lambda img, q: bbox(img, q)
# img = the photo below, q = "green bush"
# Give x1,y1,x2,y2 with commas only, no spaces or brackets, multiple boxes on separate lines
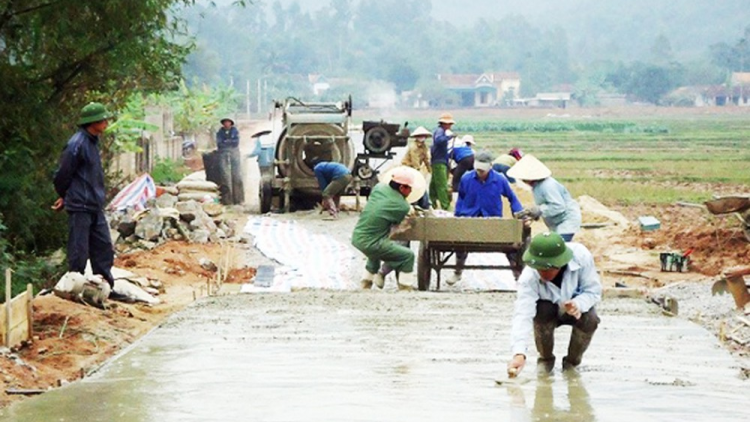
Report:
0,216,62,302
151,157,189,184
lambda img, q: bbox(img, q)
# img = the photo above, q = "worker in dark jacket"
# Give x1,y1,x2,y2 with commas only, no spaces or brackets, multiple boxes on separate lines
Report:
216,117,244,205
53,102,116,289
313,161,352,218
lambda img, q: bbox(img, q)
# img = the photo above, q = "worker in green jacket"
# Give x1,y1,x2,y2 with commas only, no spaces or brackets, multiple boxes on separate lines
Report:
352,167,418,290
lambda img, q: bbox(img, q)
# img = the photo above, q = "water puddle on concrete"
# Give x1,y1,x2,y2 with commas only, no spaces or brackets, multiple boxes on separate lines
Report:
2,293,748,421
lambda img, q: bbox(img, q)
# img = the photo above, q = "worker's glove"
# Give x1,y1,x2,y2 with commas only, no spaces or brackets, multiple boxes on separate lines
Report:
445,130,456,138
514,206,541,221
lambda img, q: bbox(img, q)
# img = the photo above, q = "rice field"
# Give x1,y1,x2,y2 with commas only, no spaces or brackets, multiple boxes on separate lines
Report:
410,112,750,205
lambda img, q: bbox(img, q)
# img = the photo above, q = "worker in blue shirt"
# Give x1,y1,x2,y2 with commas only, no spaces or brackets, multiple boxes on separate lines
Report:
313,161,352,218
448,151,524,286
450,135,476,194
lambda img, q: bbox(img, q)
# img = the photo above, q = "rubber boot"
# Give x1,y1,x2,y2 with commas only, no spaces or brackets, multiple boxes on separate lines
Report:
534,321,556,374
373,272,385,289
397,271,416,291
361,269,375,289
563,327,594,370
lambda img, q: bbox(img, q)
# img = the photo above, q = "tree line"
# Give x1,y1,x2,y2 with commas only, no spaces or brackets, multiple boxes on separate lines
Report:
182,0,749,106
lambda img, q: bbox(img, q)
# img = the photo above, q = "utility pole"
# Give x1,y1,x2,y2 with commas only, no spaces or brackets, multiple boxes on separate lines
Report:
257,79,262,114
246,79,251,118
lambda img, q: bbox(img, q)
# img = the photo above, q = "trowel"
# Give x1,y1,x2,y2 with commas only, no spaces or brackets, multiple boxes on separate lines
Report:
494,368,531,386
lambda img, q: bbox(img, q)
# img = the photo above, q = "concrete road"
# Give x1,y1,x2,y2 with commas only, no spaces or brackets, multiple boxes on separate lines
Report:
1,292,748,422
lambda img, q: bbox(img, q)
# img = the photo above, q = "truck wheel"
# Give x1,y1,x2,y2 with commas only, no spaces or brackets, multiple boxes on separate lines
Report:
259,179,272,214
417,243,431,291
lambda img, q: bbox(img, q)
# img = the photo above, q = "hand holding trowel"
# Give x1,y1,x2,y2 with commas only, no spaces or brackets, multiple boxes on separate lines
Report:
496,354,530,385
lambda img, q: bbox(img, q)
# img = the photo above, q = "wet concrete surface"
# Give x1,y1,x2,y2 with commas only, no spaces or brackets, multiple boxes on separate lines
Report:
2,292,749,422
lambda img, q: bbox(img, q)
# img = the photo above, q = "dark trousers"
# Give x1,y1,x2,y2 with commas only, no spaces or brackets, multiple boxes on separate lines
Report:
451,156,475,192
560,233,575,242
68,211,115,287
218,148,244,205
534,300,599,362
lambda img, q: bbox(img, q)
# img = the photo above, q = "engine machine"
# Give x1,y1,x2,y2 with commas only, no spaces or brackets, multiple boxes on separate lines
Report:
258,97,410,213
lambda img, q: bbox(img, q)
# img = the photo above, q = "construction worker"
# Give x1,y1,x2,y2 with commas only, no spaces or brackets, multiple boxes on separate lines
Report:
492,148,524,184
401,126,432,209
352,167,422,290
430,113,456,210
313,161,352,218
507,232,602,376
448,151,524,285
52,102,117,291
215,117,244,205
450,135,476,193
507,154,581,241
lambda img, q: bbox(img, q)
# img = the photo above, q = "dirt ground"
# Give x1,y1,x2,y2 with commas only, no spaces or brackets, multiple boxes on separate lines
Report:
0,225,254,408
2,110,749,409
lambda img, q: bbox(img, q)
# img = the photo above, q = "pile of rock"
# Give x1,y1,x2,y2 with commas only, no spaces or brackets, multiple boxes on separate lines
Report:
111,189,236,252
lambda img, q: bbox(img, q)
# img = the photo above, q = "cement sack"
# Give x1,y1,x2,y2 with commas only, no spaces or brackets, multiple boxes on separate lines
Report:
178,192,219,202
113,279,160,305
53,272,110,309
176,180,218,193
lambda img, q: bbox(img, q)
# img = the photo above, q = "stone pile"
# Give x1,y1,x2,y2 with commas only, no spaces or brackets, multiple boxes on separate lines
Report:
111,192,236,252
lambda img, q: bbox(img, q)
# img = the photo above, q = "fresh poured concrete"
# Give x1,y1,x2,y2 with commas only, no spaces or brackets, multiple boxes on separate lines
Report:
2,292,748,422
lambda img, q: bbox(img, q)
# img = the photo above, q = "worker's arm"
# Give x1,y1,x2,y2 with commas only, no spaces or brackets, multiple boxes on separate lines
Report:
499,176,524,215
510,268,539,356
53,140,80,199
570,248,602,313
230,127,240,146
454,175,469,216
537,182,567,220
433,129,452,147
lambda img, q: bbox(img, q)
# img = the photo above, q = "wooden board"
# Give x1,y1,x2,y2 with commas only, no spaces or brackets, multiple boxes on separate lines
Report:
0,290,31,348
392,216,524,245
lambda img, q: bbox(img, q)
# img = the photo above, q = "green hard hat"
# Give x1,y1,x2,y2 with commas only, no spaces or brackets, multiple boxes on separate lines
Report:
522,231,574,270
77,102,113,125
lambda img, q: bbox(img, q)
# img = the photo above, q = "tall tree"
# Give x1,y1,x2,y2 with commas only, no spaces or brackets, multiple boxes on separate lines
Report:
0,1,197,261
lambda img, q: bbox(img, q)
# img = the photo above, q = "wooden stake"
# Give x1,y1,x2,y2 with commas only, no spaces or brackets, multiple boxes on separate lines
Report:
59,316,69,339
26,283,33,341
5,268,11,348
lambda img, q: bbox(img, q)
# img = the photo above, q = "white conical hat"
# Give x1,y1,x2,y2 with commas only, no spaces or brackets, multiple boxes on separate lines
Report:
460,135,476,146
410,126,432,138
379,166,427,204
506,154,551,181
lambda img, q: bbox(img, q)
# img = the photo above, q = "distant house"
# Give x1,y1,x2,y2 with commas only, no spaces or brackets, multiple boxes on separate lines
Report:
665,85,736,107
730,73,750,106
514,92,573,108
436,72,521,107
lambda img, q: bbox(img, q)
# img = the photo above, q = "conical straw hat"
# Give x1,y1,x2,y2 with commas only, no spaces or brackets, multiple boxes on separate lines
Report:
379,165,427,204
506,154,551,181
410,126,432,138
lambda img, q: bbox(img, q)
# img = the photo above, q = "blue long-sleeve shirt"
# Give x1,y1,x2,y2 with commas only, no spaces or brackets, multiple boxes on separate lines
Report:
314,162,350,191
431,127,452,165
451,146,474,163
216,126,240,150
53,129,107,213
454,169,523,217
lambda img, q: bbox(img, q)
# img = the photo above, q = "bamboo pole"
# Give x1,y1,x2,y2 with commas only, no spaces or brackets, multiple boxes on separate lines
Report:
5,268,11,348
